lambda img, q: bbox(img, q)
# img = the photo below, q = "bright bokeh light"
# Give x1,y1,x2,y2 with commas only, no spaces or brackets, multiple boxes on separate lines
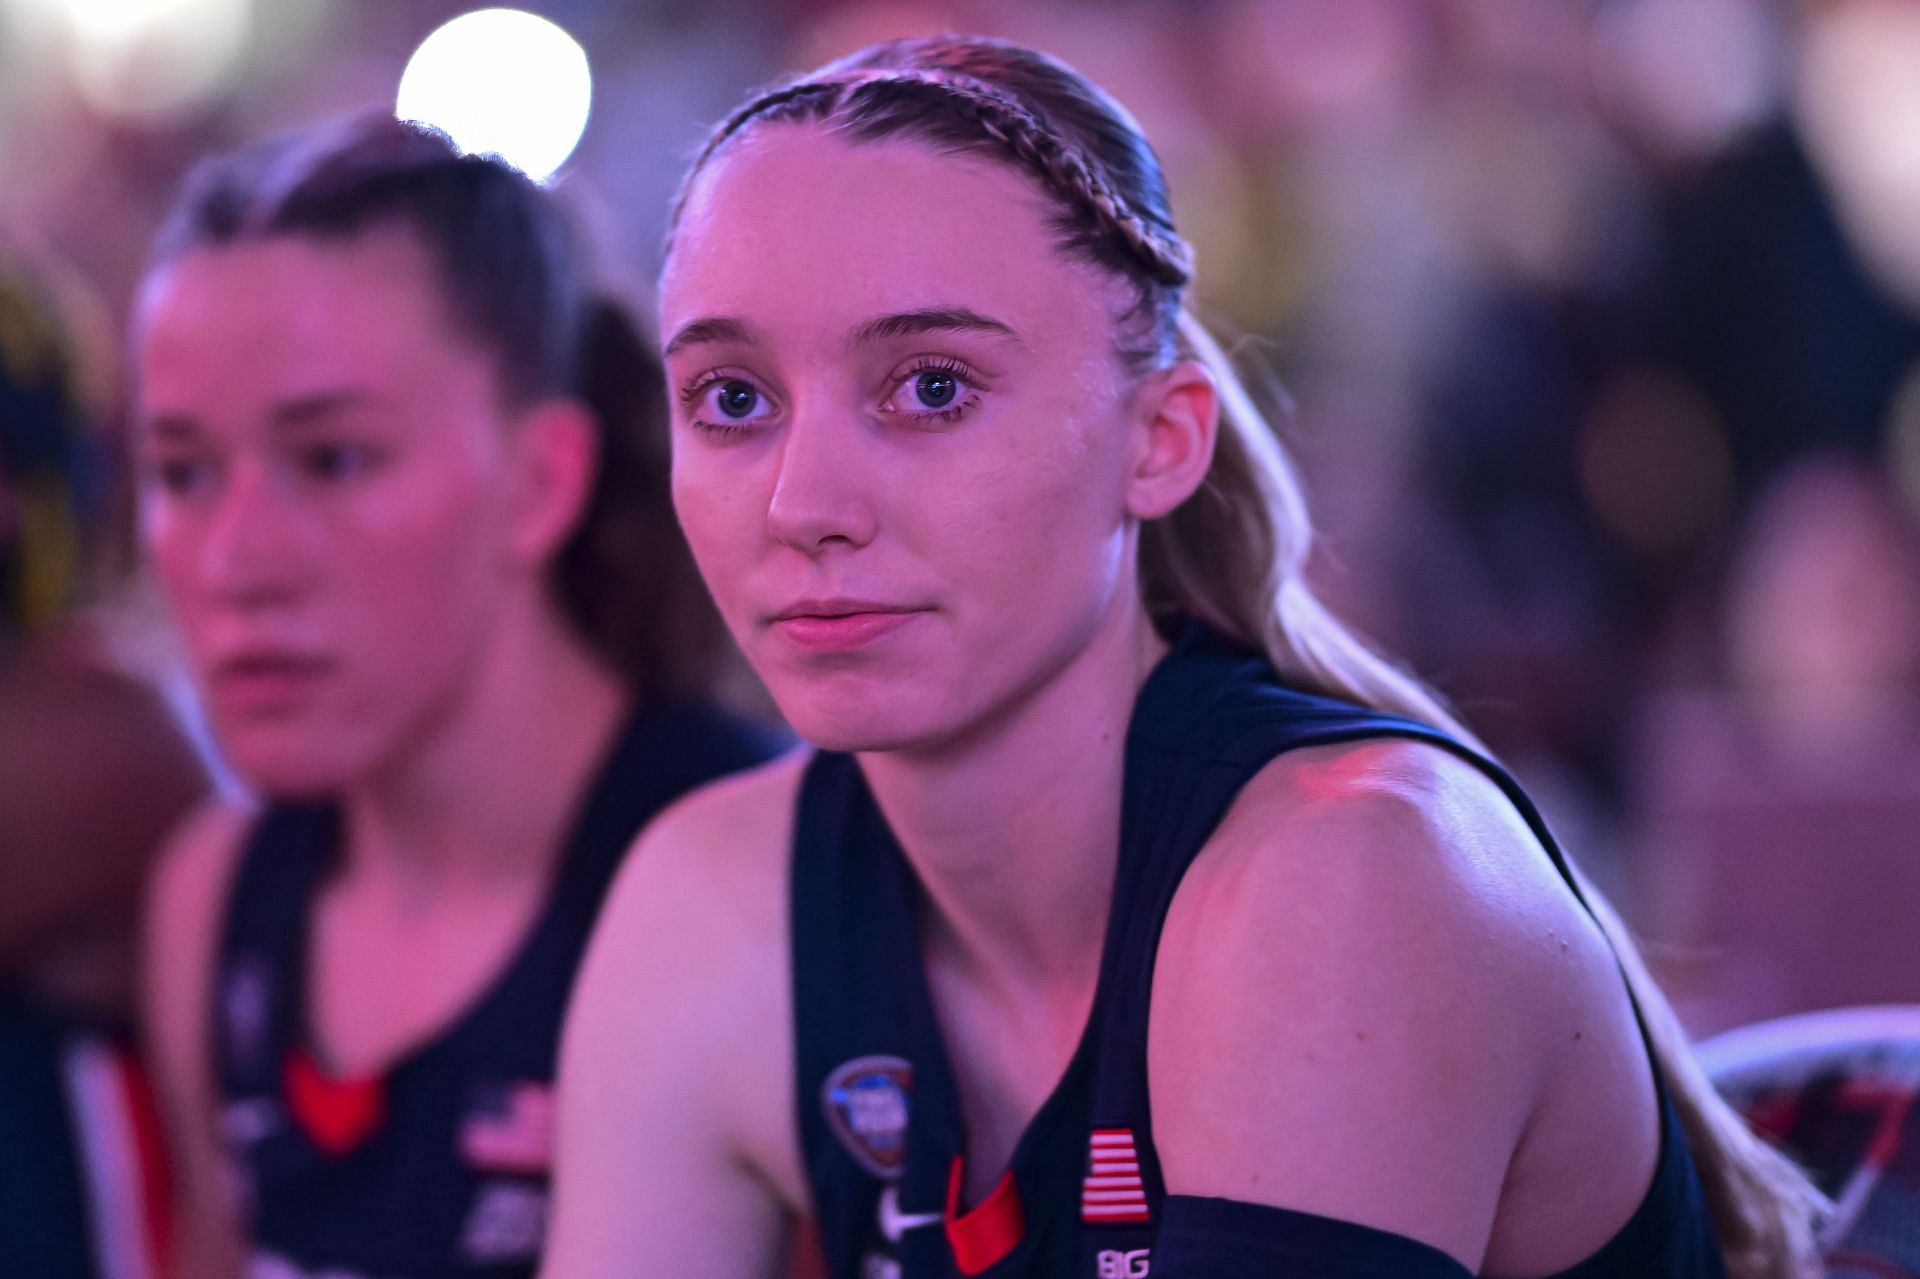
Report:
18,0,253,119
1798,1,1920,313
396,8,592,183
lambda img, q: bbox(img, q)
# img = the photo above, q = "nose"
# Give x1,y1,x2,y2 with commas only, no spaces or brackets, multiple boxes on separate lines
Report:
765,409,878,556
196,464,311,608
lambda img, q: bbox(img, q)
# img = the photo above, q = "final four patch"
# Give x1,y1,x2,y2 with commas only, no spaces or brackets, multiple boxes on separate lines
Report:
822,1055,913,1179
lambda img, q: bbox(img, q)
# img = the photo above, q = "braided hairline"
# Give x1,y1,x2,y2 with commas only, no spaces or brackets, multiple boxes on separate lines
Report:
672,68,1194,291
878,71,1195,290
665,79,841,235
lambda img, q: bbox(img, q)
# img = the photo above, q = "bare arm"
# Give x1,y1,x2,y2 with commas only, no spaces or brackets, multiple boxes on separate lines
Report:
142,801,255,1279
1148,740,1659,1274
542,758,807,1279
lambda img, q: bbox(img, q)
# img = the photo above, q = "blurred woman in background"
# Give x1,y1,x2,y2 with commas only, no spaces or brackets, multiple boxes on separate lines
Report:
1636,455,1920,1033
546,35,1822,1279
135,118,783,1279
0,250,206,1279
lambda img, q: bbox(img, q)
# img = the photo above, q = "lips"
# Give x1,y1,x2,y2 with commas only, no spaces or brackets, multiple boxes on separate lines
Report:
767,599,928,654
209,649,338,712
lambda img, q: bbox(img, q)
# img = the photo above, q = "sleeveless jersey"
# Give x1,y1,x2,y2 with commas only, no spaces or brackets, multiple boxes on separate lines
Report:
791,624,1727,1279
213,700,782,1279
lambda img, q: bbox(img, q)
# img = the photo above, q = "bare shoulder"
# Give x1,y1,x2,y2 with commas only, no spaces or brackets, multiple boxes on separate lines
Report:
1153,736,1606,1083
585,745,809,1075
142,796,260,1277
598,747,810,940
145,796,259,1054
643,745,810,859
1176,736,1603,971
579,747,808,1078
149,796,259,951
1147,737,1640,1268
556,750,813,1230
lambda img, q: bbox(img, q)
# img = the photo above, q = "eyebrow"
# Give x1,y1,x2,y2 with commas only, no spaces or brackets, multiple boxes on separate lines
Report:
664,316,754,357
142,413,202,443
662,308,1024,359
852,308,1021,346
139,390,377,441
270,389,377,428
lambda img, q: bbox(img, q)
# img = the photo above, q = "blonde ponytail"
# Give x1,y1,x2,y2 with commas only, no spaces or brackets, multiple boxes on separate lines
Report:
1144,311,1478,742
1149,306,1829,1279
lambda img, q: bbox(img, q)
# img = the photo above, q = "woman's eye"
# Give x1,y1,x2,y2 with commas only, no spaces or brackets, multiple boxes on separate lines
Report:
909,369,961,410
716,380,759,418
684,376,777,437
882,362,980,422
151,455,218,497
302,442,379,481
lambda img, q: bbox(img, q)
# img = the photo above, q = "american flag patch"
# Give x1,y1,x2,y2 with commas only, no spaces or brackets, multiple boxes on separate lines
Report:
1081,1128,1149,1223
460,1082,554,1175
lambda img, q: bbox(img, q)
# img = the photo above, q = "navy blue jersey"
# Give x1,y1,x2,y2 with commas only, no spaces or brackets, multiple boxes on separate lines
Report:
213,700,783,1279
791,624,1727,1279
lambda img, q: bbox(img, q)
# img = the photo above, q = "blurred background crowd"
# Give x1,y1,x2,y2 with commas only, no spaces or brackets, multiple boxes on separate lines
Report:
4,0,1919,1044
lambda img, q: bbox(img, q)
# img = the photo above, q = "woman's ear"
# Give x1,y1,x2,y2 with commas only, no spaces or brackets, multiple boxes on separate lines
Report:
506,398,599,564
1126,359,1218,520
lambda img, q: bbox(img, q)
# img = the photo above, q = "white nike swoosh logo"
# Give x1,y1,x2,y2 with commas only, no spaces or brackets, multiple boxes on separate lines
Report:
878,1185,943,1243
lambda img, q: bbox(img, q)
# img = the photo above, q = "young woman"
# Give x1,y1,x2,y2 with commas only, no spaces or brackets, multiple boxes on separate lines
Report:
136,118,784,1279
544,35,1823,1279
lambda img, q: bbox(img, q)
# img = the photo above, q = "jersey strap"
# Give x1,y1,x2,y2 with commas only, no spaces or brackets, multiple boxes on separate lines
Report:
1153,1195,1472,1278
210,803,336,1102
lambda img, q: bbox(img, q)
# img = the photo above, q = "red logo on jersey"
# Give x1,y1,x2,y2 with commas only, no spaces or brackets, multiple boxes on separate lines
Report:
282,1050,385,1156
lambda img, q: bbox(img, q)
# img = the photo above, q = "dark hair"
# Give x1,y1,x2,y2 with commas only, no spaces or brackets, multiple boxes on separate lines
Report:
0,252,108,638
670,36,1826,1276
150,115,720,701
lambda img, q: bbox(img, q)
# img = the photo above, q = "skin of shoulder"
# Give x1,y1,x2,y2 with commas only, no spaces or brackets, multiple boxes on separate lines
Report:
543,749,809,1279
1147,737,1655,1272
143,795,259,1279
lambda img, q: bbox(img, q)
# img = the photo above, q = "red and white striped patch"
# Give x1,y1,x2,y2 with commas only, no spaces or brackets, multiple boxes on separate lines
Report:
1081,1128,1149,1224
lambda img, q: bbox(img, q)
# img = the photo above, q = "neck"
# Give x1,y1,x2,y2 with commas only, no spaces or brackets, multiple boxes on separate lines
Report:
340,602,629,889
858,604,1168,997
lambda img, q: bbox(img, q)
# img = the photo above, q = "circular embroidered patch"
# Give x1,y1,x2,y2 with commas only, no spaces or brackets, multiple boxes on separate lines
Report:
821,1055,913,1180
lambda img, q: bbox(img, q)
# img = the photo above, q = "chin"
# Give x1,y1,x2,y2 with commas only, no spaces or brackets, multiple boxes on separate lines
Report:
779,704,927,755
772,680,957,755
217,725,367,800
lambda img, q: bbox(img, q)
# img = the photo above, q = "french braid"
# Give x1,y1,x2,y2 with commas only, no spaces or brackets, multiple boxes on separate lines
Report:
668,68,1192,292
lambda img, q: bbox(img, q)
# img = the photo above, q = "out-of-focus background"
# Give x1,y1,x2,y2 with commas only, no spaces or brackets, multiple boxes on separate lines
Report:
4,0,1919,1037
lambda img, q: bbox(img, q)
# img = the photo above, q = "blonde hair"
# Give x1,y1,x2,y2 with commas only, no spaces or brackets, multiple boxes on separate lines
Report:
674,34,1829,1275
1166,309,1828,1278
